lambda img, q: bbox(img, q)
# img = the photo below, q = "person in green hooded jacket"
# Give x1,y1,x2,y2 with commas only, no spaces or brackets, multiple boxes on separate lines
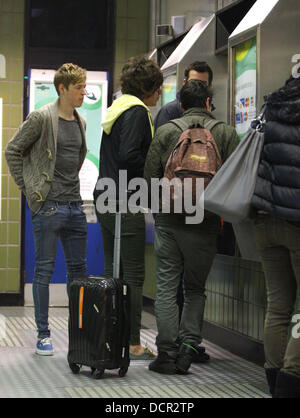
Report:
93,56,163,360
144,79,239,374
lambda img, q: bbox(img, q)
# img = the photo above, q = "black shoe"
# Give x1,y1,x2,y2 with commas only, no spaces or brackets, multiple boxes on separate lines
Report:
192,346,210,363
265,368,280,397
149,352,177,375
176,343,198,374
274,371,300,398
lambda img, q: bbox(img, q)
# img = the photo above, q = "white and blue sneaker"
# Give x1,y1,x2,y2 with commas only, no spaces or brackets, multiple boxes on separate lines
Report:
35,337,53,356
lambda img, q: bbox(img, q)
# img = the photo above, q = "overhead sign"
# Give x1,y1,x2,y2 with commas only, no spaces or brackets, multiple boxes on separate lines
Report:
0,54,6,78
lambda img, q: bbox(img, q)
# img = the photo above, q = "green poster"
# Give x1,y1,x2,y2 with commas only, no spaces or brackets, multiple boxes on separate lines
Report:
162,74,177,105
234,37,257,140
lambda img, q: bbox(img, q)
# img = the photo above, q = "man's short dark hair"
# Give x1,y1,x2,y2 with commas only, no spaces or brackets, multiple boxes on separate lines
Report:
180,79,213,110
184,61,213,85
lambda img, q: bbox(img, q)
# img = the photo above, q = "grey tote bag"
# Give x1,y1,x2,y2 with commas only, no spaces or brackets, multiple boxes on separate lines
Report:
203,125,264,223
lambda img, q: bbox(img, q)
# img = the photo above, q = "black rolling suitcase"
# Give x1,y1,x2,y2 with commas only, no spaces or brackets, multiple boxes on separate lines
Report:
67,212,130,378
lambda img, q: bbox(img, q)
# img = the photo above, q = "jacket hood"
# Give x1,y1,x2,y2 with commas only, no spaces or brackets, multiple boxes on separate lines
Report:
102,94,154,136
265,78,300,125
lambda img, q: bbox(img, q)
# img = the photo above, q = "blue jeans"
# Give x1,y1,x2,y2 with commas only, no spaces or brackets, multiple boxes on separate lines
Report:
31,200,87,339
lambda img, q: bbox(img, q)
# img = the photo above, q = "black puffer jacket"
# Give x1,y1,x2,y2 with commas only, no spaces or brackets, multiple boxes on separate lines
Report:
252,78,300,221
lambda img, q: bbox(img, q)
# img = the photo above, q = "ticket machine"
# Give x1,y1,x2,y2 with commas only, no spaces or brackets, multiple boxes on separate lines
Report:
229,0,300,132
160,15,228,123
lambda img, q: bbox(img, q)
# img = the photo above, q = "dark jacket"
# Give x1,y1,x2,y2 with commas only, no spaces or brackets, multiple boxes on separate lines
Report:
154,92,182,131
252,79,300,221
93,105,152,203
144,108,239,227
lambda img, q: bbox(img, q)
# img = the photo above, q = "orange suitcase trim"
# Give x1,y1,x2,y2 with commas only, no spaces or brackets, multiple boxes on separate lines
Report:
79,286,84,329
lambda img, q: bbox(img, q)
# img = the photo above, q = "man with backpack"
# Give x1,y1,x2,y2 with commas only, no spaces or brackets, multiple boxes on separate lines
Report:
144,79,238,374
155,62,214,364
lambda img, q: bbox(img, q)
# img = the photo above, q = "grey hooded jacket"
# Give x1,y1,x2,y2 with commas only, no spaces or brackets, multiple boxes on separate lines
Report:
5,99,87,213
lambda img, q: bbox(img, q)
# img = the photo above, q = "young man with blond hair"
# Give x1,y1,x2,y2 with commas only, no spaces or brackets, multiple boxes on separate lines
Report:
5,63,88,355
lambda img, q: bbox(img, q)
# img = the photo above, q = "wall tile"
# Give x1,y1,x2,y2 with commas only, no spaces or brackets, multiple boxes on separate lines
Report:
2,0,24,13
114,0,149,91
115,17,127,40
0,82,10,104
116,0,128,18
10,82,23,105
6,58,24,82
8,222,20,245
1,175,8,197
0,246,7,268
9,105,22,128
7,269,20,292
0,198,8,221
0,269,7,291
7,246,20,268
1,153,8,176
7,199,20,221
115,40,127,64
0,223,7,244
8,175,20,198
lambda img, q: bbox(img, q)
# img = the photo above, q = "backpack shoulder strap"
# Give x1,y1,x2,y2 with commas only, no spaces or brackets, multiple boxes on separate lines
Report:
203,119,223,164
203,119,224,132
169,117,223,133
168,118,190,132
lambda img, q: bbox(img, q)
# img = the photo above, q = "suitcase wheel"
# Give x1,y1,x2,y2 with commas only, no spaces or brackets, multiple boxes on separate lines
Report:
69,363,81,374
119,367,128,377
94,368,105,379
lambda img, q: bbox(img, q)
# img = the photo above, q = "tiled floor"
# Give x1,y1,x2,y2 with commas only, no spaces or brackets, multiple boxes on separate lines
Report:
0,307,269,398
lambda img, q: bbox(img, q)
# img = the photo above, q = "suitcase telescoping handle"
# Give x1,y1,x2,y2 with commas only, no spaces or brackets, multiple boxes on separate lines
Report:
113,211,121,280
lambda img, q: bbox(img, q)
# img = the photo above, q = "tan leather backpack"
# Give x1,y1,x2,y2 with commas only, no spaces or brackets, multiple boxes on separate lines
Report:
163,119,222,211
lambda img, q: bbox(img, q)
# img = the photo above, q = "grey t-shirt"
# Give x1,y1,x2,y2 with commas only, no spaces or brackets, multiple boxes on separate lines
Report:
47,117,83,201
